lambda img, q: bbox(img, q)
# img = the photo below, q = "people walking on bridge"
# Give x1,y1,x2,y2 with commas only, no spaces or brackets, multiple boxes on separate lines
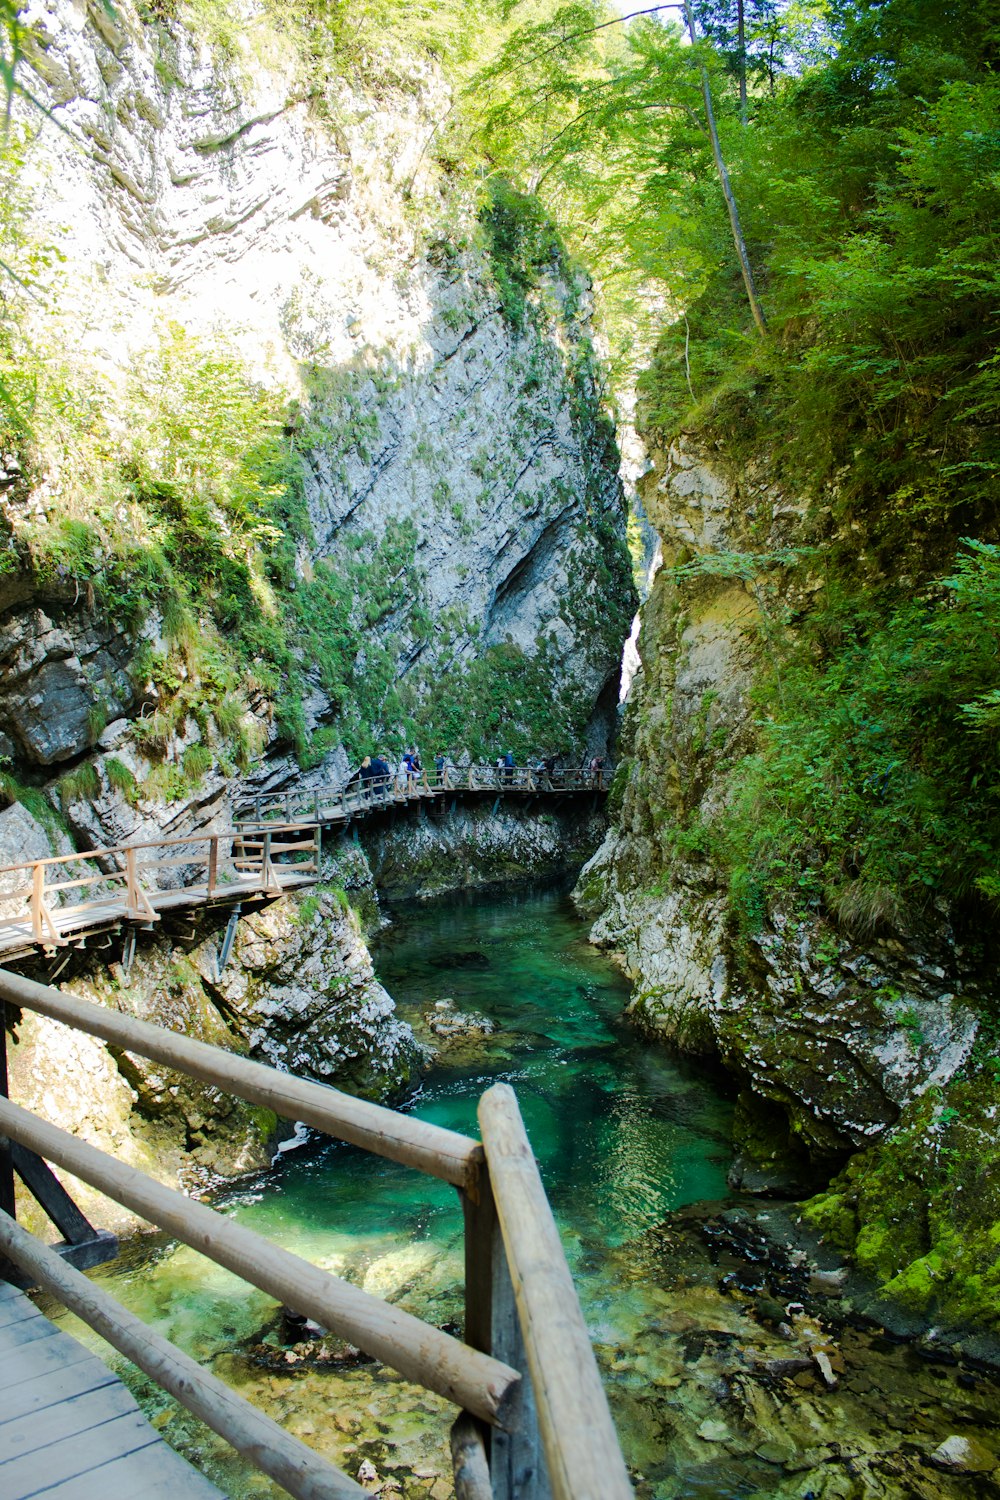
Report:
502,750,515,786
359,755,374,802
371,752,391,800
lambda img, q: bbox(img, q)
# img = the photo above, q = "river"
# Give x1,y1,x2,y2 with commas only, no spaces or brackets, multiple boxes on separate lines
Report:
48,889,1000,1498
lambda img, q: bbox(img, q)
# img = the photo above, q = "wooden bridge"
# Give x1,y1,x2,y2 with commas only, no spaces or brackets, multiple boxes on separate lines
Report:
0,826,322,965
237,761,611,829
0,966,633,1500
0,763,611,965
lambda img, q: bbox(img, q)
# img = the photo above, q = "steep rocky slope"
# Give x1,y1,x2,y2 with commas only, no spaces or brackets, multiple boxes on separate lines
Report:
578,433,998,1325
1,0,633,848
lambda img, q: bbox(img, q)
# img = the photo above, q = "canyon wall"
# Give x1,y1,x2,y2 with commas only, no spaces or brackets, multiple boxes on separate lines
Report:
579,433,998,1327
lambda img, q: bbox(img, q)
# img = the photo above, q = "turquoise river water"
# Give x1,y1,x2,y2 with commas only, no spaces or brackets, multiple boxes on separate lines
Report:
48,889,1000,1499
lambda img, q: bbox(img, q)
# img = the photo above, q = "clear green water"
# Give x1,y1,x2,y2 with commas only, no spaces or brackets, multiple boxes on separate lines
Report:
50,889,734,1493
49,890,1000,1498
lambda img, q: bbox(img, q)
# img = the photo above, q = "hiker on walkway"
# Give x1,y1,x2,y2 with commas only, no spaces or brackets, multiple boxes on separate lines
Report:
502,749,515,786
371,752,391,800
359,755,374,802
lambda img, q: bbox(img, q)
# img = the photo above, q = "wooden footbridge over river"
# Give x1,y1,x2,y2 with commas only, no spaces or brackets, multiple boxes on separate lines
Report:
0,763,611,967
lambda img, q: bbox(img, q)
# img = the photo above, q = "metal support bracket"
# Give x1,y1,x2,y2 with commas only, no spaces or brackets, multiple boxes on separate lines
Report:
218,904,242,975
121,927,137,978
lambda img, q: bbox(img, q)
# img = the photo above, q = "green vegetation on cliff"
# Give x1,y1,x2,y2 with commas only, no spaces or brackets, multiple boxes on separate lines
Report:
0,1,635,794
481,0,1000,933
471,0,1000,1323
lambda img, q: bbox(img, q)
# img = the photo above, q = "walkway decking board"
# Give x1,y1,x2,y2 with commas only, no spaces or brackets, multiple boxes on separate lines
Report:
0,1287,223,1499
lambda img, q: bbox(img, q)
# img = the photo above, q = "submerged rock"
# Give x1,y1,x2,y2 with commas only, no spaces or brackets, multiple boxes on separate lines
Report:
931,1435,997,1473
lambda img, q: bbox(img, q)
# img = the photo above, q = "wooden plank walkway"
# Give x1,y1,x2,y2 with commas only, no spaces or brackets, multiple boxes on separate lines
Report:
0,762,611,965
238,761,611,829
0,828,321,964
0,1280,222,1499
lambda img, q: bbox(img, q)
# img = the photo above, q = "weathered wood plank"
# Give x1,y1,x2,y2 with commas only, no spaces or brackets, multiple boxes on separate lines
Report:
0,1380,139,1460
38,1447,224,1500
0,1293,46,1331
0,1353,118,1424
0,1309,61,1349
0,1410,161,1495
479,1083,633,1500
0,1329,95,1390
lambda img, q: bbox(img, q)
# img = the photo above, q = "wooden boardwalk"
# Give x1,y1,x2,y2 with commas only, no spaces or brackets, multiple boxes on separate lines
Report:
0,1280,222,1499
0,827,321,964
0,763,611,965
239,762,610,828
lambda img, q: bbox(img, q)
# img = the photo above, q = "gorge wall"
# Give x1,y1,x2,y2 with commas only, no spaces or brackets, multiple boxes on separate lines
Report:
579,428,1000,1330
0,0,633,1229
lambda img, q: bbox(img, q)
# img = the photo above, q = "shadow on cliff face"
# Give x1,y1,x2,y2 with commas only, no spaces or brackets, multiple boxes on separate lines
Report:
281,209,635,766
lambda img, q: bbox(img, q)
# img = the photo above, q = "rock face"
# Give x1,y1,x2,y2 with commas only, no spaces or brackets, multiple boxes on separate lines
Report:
0,603,138,766
579,435,983,1208
0,1,631,1231
6,847,421,1236
2,0,634,830
362,800,609,901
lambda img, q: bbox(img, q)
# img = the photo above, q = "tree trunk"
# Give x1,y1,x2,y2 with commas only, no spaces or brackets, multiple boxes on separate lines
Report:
737,0,747,121
683,0,767,336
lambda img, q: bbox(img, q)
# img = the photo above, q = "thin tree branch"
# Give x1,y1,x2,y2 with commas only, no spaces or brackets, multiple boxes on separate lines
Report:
495,3,686,73
682,0,767,335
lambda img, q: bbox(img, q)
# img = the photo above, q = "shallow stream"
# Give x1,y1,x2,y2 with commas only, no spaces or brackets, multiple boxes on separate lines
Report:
49,890,1000,1498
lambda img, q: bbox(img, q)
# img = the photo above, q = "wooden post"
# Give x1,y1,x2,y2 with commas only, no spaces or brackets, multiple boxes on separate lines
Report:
30,864,43,944
125,847,139,918
463,1179,549,1500
207,837,218,899
0,1005,14,1224
452,1413,494,1500
478,1085,632,1500
314,791,321,824
261,832,272,890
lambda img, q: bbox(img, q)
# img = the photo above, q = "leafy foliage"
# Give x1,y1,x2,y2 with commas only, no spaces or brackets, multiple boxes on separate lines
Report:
716,543,1000,938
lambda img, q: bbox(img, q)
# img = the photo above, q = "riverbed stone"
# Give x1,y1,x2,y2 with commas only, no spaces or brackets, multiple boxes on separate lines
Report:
931,1435,997,1473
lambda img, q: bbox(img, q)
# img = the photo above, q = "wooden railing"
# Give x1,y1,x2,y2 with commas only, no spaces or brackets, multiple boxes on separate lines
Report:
0,967,632,1500
0,825,322,956
240,763,613,827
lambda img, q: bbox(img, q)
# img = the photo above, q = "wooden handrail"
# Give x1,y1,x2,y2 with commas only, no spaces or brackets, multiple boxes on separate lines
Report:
0,822,317,877
0,1211,369,1500
0,969,481,1190
0,1095,519,1428
0,982,631,1494
479,1084,632,1500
